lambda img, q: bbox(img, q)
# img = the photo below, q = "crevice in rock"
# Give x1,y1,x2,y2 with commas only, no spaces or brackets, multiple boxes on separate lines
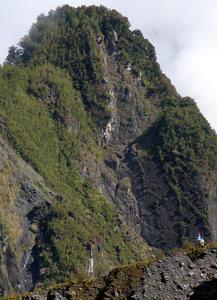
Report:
189,279,217,300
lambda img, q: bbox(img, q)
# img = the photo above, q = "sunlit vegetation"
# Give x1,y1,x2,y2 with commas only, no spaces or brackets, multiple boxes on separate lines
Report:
1,4,217,285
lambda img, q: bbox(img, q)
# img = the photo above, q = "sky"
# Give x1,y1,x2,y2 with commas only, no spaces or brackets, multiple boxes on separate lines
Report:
1,0,217,130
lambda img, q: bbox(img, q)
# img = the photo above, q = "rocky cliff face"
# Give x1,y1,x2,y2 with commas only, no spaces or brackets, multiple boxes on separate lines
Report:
1,4,217,295
0,138,55,294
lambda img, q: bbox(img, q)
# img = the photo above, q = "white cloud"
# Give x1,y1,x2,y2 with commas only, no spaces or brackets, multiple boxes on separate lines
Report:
0,0,217,129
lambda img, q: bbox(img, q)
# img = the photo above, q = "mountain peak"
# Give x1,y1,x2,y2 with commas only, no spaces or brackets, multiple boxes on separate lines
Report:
1,4,217,296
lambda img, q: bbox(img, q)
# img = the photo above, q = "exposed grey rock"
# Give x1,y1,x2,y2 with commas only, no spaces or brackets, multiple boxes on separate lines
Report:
23,249,217,299
0,139,55,296
188,263,195,269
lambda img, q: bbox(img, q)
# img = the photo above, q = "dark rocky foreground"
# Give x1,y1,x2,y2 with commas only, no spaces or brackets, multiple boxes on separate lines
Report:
20,248,217,299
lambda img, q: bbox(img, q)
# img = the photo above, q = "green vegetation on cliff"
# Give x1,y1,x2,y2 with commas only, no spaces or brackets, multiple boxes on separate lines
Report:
0,4,217,293
153,98,217,240
0,63,146,284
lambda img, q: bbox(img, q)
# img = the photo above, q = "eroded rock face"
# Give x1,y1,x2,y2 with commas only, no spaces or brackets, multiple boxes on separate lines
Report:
0,139,55,295
91,60,213,248
23,249,217,300
69,8,217,249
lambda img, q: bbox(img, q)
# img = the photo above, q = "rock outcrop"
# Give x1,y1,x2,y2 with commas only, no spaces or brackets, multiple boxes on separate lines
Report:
22,248,217,299
0,138,55,294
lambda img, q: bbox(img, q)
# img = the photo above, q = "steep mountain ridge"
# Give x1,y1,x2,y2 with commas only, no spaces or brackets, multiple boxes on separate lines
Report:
1,4,217,295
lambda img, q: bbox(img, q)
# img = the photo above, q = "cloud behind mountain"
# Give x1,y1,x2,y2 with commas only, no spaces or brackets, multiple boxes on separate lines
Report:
1,0,216,130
